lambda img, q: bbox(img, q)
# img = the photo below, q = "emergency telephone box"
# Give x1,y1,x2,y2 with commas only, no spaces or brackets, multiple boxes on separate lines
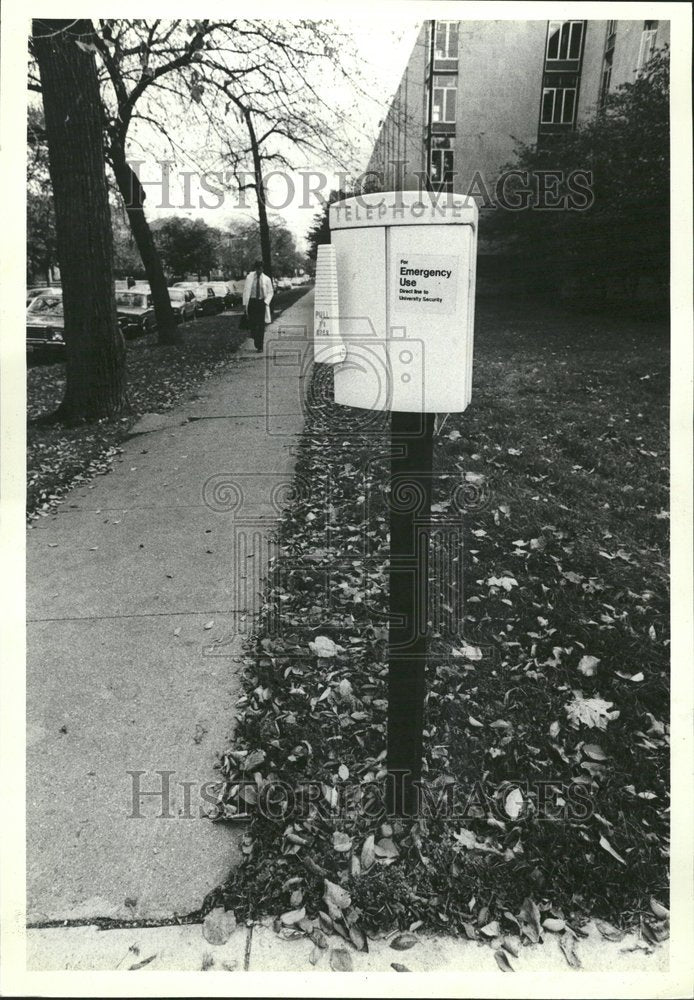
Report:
320,191,478,413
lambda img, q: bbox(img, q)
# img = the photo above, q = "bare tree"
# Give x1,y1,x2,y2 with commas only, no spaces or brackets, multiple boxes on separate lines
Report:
91,20,223,343
31,19,126,422
198,20,366,278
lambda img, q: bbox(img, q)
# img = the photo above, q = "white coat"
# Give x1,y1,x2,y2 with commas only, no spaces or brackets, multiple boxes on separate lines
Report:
243,271,274,324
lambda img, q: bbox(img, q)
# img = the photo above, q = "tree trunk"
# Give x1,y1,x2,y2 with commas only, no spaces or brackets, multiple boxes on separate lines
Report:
32,19,127,423
110,144,182,345
245,110,273,279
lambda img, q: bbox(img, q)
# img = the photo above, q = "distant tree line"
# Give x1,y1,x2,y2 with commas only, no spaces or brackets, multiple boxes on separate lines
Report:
29,174,308,286
113,214,306,283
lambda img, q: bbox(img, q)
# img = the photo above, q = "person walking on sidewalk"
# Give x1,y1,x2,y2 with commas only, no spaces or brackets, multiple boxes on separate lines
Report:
243,259,274,353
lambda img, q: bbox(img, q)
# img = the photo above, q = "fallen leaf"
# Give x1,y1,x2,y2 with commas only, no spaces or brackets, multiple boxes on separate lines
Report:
599,835,626,864
129,954,157,970
559,931,581,968
280,906,306,926
349,925,368,951
375,837,400,859
543,917,566,933
360,834,375,871
494,948,514,972
391,962,411,971
520,898,543,942
453,643,483,661
309,635,338,658
240,749,265,772
390,932,418,950
337,679,353,701
453,828,477,851
332,831,352,853
202,907,237,945
323,879,351,912
501,937,519,957
310,927,328,949
504,787,524,819
642,919,669,944
577,655,600,677
594,919,625,942
329,948,353,971
565,694,620,730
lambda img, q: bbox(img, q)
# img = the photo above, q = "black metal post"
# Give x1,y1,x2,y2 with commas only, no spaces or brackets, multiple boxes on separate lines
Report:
387,410,435,817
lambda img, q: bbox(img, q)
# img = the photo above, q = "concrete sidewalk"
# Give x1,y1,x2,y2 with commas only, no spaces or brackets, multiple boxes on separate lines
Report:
24,918,668,974
26,291,315,924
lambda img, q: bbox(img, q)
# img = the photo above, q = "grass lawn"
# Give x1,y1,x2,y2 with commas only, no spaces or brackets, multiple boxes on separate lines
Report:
26,288,309,519
211,295,669,954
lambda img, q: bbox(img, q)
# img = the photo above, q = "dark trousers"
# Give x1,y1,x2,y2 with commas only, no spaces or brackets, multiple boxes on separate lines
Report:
247,299,266,351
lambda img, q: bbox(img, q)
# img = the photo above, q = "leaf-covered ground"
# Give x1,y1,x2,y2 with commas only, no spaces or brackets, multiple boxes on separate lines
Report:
209,296,669,960
26,289,308,519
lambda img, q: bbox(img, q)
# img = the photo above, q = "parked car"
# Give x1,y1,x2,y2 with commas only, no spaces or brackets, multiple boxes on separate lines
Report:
26,289,65,357
168,287,197,323
125,285,197,326
276,277,293,291
172,281,224,317
205,282,231,313
115,289,156,339
27,286,54,306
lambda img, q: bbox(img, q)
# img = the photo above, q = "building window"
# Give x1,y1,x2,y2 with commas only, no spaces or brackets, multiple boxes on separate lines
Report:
599,21,617,108
432,74,457,122
637,20,659,70
430,137,454,191
434,21,459,60
541,82,577,125
599,49,614,107
546,20,584,61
